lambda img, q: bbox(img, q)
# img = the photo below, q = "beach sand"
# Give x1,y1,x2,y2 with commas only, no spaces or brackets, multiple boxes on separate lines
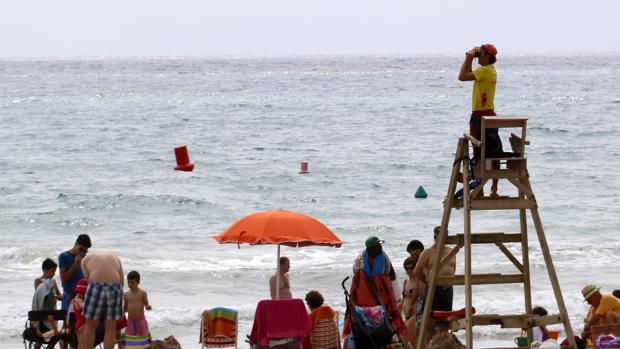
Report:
3,314,563,348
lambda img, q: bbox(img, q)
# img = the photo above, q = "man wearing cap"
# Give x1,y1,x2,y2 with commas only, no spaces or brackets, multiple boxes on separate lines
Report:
582,284,620,335
59,234,92,311
342,236,405,348
459,43,501,197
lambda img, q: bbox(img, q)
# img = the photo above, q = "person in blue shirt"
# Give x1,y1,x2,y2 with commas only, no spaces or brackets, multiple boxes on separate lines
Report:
58,234,92,311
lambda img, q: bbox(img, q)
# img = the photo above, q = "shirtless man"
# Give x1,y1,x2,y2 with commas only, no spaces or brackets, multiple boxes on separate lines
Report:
81,251,124,349
414,226,456,312
269,256,292,299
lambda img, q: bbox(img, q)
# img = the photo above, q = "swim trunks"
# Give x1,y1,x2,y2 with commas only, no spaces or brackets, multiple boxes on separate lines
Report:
126,316,149,336
431,286,453,312
83,281,123,321
415,286,453,324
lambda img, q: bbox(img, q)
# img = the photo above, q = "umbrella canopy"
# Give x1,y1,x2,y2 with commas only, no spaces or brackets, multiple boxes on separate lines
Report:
212,209,342,248
212,209,342,299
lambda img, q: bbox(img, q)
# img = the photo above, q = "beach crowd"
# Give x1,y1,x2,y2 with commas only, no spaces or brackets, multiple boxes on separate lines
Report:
268,228,620,349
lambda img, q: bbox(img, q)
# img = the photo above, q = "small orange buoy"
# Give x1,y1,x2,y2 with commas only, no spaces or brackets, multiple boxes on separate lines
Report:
174,145,194,172
299,161,309,174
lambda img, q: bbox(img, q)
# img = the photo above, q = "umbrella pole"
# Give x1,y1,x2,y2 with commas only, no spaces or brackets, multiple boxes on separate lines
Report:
276,244,281,300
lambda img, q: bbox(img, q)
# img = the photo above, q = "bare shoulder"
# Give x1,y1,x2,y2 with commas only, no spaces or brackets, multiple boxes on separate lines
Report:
419,248,432,261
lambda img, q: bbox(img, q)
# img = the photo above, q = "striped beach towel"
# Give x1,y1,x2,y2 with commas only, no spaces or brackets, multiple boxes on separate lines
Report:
200,307,238,348
122,333,152,349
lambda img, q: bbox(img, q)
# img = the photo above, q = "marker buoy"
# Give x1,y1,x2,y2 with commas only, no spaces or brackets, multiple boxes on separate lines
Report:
174,145,194,172
415,186,428,198
299,161,310,174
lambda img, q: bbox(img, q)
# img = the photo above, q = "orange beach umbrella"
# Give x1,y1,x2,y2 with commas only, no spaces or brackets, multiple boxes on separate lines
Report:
212,209,342,298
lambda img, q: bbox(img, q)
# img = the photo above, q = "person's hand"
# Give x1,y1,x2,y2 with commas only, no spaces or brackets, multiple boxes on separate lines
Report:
55,294,63,301
74,254,83,266
146,305,152,311
466,48,477,59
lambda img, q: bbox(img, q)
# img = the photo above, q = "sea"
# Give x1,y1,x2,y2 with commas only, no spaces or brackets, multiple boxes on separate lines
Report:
1,54,619,348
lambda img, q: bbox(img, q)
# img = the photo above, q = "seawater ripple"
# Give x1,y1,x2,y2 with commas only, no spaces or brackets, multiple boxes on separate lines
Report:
1,54,619,347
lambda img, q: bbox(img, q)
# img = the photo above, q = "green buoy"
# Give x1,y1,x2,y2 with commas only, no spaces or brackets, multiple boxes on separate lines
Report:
415,186,428,198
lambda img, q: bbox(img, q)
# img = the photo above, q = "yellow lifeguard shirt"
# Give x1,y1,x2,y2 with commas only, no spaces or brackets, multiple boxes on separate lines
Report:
472,65,497,111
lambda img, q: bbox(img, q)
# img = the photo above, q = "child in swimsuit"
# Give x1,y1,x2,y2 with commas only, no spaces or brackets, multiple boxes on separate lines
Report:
123,271,152,337
72,278,87,349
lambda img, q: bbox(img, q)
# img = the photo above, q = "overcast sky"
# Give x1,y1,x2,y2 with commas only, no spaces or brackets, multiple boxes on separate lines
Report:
1,0,618,57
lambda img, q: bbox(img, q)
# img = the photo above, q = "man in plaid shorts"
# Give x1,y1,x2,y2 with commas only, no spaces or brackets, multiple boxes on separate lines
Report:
81,250,124,349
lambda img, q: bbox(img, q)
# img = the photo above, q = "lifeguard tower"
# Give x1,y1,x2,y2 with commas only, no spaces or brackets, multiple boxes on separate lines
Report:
416,117,578,349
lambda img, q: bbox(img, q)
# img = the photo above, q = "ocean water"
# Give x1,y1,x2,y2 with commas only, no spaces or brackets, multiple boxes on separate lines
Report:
1,54,619,348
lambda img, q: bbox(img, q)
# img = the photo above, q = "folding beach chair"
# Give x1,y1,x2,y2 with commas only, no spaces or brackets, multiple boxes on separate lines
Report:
23,310,67,349
200,307,238,348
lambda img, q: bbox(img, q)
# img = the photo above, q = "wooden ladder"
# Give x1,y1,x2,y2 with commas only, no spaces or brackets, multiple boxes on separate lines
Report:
415,117,578,349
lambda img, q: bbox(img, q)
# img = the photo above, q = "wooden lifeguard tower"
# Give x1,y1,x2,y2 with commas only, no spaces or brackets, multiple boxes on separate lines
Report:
415,117,578,349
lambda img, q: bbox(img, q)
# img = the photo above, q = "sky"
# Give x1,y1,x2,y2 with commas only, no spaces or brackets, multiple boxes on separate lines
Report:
1,0,619,57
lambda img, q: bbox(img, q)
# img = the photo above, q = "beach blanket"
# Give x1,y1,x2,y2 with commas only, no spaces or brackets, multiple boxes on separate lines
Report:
249,299,310,346
200,307,237,347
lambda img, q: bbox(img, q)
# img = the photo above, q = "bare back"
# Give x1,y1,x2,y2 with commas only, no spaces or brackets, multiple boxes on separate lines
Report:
81,251,124,285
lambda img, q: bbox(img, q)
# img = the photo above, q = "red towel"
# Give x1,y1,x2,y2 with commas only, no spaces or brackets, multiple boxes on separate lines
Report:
250,299,311,345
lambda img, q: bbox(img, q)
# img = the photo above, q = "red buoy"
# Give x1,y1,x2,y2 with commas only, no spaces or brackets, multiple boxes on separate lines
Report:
174,145,194,172
299,161,309,174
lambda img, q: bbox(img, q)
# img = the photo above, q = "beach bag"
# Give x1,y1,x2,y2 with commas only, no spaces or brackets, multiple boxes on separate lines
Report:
350,305,395,348
153,335,182,349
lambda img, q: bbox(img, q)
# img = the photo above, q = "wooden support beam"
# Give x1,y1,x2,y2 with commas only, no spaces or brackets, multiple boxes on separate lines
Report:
508,178,533,197
463,132,482,147
438,245,461,270
448,314,564,332
436,273,524,286
530,314,564,327
480,168,528,179
495,242,524,273
416,138,467,349
449,314,538,330
482,116,528,129
511,132,530,145
470,198,535,210
470,177,488,199
526,176,578,349
445,233,522,245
